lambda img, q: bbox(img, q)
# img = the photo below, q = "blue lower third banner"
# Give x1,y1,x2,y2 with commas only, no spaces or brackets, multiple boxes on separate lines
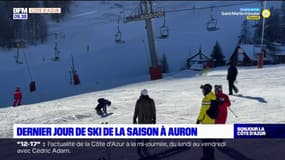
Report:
234,124,285,138
14,124,285,139
14,124,233,139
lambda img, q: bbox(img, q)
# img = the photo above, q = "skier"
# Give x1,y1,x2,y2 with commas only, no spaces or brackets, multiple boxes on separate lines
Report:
214,85,231,124
95,98,111,116
196,84,216,124
227,62,238,95
133,89,156,124
196,84,216,160
133,89,156,158
13,87,22,107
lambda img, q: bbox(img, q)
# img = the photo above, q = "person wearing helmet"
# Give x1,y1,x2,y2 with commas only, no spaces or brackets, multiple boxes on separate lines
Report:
197,84,216,124
214,85,231,124
197,84,216,160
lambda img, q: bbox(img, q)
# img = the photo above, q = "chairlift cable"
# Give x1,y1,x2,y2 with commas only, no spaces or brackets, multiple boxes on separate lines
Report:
142,40,151,67
117,15,120,32
70,54,77,73
210,7,214,20
164,2,259,14
23,50,33,81
163,14,166,26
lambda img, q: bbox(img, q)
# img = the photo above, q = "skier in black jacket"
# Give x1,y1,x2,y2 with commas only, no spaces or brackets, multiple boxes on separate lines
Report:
227,62,238,95
95,98,111,115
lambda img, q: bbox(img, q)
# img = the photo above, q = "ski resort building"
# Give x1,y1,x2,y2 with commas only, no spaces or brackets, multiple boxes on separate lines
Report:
229,45,273,66
186,48,213,71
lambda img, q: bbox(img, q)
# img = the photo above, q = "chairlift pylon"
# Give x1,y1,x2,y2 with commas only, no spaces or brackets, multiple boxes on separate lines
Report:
207,7,219,31
159,14,169,39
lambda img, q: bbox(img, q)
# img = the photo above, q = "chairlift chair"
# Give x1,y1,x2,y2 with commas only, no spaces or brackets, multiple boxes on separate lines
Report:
114,15,125,44
207,19,219,31
115,30,122,43
159,14,169,39
29,81,36,92
115,16,125,43
207,7,219,32
160,25,169,38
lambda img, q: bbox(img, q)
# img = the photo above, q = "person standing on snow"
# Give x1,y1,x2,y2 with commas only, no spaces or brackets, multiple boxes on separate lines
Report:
227,62,238,95
196,84,216,124
214,85,231,124
196,84,216,160
133,89,156,124
133,89,156,158
13,87,22,107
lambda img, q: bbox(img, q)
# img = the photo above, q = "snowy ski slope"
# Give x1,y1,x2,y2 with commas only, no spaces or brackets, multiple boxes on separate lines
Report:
1,1,281,107
0,64,284,138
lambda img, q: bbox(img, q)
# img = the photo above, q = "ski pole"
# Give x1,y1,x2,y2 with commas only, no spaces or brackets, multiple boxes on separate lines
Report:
229,107,238,118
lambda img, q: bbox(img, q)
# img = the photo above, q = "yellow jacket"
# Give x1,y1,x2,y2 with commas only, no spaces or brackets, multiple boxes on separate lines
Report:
197,92,216,124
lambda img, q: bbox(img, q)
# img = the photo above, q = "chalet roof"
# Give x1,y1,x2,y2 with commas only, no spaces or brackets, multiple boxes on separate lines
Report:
239,44,272,60
187,48,211,62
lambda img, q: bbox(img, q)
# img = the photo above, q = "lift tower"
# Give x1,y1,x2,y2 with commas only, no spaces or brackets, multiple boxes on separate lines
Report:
124,0,164,80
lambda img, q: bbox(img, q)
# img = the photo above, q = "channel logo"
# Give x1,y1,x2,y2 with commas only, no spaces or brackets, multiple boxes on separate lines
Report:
13,8,28,20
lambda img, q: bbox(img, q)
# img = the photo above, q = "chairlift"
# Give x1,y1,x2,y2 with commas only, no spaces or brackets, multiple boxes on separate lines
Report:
207,7,219,31
114,16,125,44
23,50,37,92
52,33,60,61
29,81,36,92
70,55,80,85
14,40,25,64
115,30,122,43
159,14,169,39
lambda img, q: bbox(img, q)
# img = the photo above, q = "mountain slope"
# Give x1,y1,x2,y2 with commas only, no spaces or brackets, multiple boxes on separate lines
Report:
1,64,284,137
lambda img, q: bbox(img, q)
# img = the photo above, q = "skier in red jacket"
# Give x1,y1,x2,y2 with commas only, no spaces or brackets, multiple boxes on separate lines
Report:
13,87,22,107
214,85,231,124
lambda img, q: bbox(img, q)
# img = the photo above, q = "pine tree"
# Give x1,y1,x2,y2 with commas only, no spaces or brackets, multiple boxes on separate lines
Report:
43,0,72,23
211,41,225,66
265,8,281,43
253,19,262,44
239,19,252,44
253,7,281,45
0,1,48,47
160,53,169,73
0,4,14,48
